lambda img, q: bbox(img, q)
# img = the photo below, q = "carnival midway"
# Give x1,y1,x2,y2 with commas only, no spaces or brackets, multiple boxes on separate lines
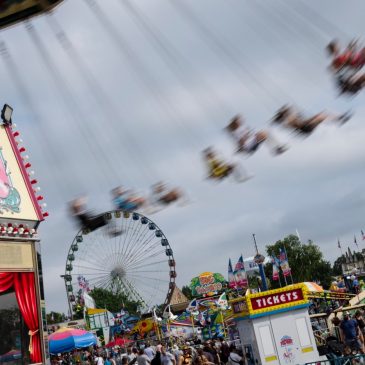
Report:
1,1,365,365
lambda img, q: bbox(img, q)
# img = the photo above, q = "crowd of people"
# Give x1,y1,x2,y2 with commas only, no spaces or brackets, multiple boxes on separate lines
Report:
325,310,365,357
51,338,248,365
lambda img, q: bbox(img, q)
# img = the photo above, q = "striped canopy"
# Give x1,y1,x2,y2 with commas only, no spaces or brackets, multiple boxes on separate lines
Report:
48,327,97,354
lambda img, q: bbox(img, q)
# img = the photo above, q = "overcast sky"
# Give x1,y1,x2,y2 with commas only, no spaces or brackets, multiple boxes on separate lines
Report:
1,0,365,313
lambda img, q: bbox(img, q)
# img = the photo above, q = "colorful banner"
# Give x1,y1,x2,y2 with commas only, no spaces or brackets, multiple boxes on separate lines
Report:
228,259,236,289
279,248,291,277
272,256,280,281
217,292,228,310
77,275,90,292
234,255,248,288
190,272,225,297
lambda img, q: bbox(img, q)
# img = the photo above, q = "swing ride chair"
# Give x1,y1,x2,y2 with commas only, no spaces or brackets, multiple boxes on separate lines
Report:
0,0,359,190
0,1,64,30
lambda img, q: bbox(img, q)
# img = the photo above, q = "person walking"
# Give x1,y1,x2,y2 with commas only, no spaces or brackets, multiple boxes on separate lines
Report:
340,312,363,353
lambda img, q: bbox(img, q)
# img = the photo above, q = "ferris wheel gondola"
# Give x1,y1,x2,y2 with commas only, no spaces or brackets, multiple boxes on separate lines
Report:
63,210,177,314
0,0,64,30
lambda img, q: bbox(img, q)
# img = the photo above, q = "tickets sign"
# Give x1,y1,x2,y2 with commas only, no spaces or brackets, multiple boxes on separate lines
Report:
230,284,309,318
250,288,304,310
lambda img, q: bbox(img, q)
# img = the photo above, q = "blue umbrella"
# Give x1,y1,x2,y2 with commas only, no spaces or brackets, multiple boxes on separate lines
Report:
49,327,97,354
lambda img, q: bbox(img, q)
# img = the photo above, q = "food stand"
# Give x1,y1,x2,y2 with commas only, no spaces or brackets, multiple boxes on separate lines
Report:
0,106,48,364
230,284,322,365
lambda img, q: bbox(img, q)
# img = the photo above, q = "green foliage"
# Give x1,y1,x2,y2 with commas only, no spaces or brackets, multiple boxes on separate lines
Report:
46,311,65,324
89,287,141,314
213,273,225,282
190,277,200,288
265,234,333,289
182,285,193,300
332,255,345,276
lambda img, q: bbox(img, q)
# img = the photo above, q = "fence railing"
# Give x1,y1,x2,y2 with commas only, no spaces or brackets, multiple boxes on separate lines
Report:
304,354,365,365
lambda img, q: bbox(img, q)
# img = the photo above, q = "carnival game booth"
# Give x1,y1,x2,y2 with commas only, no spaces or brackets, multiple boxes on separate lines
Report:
0,105,48,365
231,284,322,365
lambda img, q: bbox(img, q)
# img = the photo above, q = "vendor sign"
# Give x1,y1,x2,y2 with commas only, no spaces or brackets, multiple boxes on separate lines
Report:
231,284,309,319
190,272,225,297
250,288,304,310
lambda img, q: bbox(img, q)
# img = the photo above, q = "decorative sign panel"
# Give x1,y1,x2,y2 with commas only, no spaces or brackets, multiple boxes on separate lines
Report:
0,241,34,269
0,124,42,227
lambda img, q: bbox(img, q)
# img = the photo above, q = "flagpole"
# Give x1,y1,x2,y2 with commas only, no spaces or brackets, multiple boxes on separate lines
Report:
284,247,294,284
338,238,343,256
296,229,302,245
253,234,268,291
220,309,227,338
283,272,288,286
190,313,195,336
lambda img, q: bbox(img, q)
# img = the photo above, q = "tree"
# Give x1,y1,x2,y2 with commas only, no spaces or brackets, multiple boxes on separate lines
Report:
46,311,65,324
88,288,140,314
333,255,346,276
181,285,192,300
265,234,333,289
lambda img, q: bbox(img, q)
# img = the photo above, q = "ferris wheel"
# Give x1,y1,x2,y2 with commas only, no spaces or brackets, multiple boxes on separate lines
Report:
63,210,176,313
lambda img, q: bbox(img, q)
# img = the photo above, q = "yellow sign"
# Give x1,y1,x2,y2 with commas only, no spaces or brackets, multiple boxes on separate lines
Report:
265,355,278,362
301,346,313,353
231,284,309,318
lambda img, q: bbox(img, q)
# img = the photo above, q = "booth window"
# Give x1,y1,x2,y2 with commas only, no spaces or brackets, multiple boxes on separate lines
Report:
0,289,30,365
258,326,276,356
295,317,311,347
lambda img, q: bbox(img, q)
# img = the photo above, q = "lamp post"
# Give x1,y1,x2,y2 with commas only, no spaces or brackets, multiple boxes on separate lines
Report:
253,234,268,292
1,104,13,125
60,274,73,320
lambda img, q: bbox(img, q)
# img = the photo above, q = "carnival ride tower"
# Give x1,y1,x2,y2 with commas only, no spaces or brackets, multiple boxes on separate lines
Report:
0,104,48,364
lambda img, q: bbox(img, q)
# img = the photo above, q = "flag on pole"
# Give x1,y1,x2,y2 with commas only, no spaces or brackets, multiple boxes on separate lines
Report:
217,292,228,310
234,255,248,288
354,235,359,249
272,256,280,281
228,258,237,289
362,230,365,241
296,229,301,243
338,239,341,249
279,248,291,277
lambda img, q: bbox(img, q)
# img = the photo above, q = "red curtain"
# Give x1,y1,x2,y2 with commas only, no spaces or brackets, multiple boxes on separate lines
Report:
0,272,13,291
0,272,42,363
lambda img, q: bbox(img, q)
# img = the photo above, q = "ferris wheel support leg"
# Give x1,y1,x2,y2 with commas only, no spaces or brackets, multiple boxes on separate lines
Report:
60,274,73,320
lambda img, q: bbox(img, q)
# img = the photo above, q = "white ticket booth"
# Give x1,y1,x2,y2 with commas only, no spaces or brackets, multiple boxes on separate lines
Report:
231,284,322,365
